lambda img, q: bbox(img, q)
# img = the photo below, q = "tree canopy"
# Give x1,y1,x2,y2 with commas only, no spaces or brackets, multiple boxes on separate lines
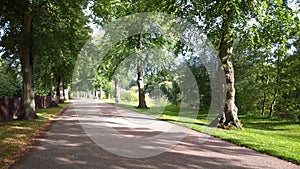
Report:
0,0,299,125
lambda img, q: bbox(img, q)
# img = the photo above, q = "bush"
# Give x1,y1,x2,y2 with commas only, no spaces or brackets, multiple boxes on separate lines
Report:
129,86,139,103
276,97,300,122
146,93,169,107
120,87,139,103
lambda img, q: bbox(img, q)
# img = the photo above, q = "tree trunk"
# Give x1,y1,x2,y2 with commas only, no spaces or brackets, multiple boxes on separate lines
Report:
261,73,269,116
59,80,64,103
62,84,66,100
51,75,56,101
56,78,61,103
18,0,38,120
217,3,241,129
115,78,121,103
269,90,277,117
269,50,281,117
261,91,266,116
99,87,103,100
137,33,148,108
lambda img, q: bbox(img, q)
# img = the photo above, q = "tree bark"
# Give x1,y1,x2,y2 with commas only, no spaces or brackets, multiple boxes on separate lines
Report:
51,75,57,101
137,33,148,108
18,0,38,120
261,91,266,116
99,87,103,100
261,73,269,116
269,51,281,117
217,3,241,129
56,78,61,103
115,78,121,103
269,90,277,117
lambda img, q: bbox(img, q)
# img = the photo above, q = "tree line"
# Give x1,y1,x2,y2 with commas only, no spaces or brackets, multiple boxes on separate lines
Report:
0,0,299,127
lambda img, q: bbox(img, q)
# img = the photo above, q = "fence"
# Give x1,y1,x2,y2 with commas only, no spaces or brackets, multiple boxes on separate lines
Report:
0,96,52,121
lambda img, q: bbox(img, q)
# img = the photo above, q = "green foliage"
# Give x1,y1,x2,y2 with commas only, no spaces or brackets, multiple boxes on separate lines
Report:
145,70,180,105
0,60,22,97
232,0,300,120
120,87,139,103
186,58,211,110
33,0,91,93
0,0,91,98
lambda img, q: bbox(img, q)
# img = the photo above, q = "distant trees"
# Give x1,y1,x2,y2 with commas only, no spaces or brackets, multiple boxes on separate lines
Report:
231,0,300,121
0,60,22,97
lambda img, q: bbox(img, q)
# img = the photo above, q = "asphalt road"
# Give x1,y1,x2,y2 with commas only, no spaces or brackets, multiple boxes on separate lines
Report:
11,100,300,169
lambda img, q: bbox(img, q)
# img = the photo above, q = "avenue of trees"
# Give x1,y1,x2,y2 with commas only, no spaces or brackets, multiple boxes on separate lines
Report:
0,0,91,119
0,0,299,127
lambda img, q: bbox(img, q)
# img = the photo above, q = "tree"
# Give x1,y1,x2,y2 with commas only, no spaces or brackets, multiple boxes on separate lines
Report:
0,0,91,119
136,33,148,108
216,1,242,129
91,0,180,108
33,1,91,102
18,0,37,119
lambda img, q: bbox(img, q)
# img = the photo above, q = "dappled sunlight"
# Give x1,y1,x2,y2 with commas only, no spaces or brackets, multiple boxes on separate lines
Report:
54,157,87,165
10,126,33,131
9,101,300,169
0,103,70,168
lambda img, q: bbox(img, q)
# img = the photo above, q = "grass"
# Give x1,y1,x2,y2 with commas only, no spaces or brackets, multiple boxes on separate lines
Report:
0,102,69,169
104,99,300,165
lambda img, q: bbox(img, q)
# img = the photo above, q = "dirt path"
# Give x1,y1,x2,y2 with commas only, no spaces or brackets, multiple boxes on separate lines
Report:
11,99,300,169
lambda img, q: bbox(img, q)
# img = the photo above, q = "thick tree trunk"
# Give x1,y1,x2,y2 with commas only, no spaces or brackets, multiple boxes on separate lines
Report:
115,78,121,103
137,65,148,108
18,0,38,120
137,33,148,108
217,3,241,129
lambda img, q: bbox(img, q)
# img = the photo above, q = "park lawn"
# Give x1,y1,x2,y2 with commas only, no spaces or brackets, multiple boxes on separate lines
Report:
0,102,69,169
106,100,300,165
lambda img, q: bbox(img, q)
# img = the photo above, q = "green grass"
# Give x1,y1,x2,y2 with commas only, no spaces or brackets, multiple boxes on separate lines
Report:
0,102,69,169
105,100,300,165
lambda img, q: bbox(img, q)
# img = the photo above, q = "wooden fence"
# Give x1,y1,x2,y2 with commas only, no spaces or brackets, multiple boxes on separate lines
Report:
0,96,51,121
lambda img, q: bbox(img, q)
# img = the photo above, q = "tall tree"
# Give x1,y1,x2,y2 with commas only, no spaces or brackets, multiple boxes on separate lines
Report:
91,0,179,108
137,32,148,108
217,1,241,129
19,0,37,119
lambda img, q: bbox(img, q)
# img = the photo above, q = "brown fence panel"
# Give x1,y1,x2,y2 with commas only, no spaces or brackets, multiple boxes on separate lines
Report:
0,96,52,121
35,96,41,110
12,97,22,118
45,96,51,108
0,97,12,121
34,96,52,110
8,98,15,121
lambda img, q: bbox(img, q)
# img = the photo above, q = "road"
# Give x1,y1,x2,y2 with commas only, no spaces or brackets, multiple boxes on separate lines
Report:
11,99,300,169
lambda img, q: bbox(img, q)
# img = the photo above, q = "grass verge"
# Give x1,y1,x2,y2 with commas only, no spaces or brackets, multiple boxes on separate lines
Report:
0,102,69,169
104,100,300,165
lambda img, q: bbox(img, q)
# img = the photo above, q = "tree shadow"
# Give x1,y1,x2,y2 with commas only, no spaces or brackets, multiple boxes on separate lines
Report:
11,102,299,169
